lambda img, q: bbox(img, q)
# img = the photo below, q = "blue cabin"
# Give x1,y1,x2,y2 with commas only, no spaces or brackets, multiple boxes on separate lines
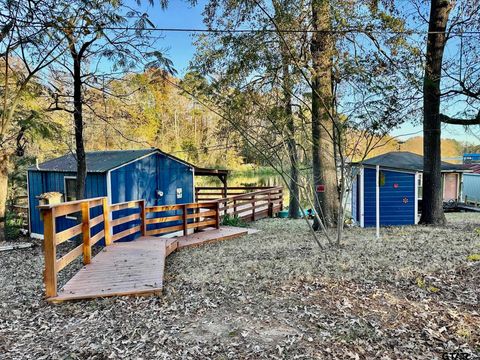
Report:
27,149,196,239
351,152,469,227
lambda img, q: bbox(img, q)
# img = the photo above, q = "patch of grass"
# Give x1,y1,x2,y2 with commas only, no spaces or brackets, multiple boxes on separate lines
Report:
221,214,247,227
467,253,480,262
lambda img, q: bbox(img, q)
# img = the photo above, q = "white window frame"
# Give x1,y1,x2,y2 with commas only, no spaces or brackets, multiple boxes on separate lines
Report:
417,172,423,200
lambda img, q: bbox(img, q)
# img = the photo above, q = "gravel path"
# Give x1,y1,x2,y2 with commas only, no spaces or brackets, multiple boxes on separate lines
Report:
0,213,479,359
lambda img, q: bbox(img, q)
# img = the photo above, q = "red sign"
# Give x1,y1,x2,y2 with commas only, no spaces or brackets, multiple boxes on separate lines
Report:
393,183,399,189
316,184,325,192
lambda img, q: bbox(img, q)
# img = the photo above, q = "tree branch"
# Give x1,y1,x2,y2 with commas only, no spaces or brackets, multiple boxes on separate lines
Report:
440,111,480,125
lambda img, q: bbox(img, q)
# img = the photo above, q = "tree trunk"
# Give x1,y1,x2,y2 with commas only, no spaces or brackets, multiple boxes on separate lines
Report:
280,45,300,219
72,55,87,200
419,0,452,225
311,0,338,228
0,152,9,241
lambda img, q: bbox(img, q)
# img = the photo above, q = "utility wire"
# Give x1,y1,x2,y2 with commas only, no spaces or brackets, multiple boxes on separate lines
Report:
2,23,480,36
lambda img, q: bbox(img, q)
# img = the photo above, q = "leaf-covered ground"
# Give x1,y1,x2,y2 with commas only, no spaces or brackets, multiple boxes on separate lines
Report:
0,213,479,359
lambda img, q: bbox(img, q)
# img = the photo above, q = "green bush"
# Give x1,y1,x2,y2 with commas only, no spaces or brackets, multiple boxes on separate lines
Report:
5,212,23,240
221,214,247,227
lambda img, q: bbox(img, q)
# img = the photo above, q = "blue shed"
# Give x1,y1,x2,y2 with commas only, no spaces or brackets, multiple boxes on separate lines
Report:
351,152,469,227
27,149,196,239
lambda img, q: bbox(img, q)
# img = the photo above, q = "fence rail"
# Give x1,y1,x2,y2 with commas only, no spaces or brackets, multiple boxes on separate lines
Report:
196,186,283,221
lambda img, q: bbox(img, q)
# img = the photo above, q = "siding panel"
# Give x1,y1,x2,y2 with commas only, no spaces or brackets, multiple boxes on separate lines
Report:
363,168,415,227
28,171,107,236
463,173,480,202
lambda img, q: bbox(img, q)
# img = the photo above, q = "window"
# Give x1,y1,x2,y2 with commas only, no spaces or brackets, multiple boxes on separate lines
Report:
64,177,77,202
379,171,386,186
417,173,423,199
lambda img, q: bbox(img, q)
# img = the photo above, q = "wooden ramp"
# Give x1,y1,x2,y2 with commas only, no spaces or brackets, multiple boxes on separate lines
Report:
177,226,249,249
48,226,250,303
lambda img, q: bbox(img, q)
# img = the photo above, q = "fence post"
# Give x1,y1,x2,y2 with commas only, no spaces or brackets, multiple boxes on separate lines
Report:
268,192,273,218
251,194,256,221
81,201,91,265
215,201,220,229
102,197,112,245
139,200,147,236
195,187,199,202
193,205,200,233
43,208,57,298
279,188,284,211
182,204,188,236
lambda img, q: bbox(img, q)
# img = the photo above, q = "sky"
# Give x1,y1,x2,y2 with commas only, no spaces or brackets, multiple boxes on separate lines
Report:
133,0,206,75
131,0,476,144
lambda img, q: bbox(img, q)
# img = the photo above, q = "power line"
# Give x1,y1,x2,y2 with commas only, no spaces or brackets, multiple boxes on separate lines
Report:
3,22,480,36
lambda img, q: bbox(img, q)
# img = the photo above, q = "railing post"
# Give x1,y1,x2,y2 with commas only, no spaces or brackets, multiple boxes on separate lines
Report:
139,200,146,236
251,194,256,221
195,187,199,202
182,204,188,236
268,192,273,218
279,188,284,211
233,198,237,216
215,201,220,229
81,201,91,265
42,208,57,298
193,205,200,233
102,197,112,246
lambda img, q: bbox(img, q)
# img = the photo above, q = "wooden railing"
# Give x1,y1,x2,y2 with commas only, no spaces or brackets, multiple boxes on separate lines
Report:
145,202,220,236
38,197,110,298
197,186,284,221
39,197,220,298
195,186,279,201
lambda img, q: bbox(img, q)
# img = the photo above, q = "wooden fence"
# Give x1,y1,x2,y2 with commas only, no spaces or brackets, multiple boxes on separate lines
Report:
196,186,284,221
38,197,220,298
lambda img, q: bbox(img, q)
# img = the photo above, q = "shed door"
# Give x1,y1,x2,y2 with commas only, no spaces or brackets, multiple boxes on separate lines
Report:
443,173,458,201
378,170,415,226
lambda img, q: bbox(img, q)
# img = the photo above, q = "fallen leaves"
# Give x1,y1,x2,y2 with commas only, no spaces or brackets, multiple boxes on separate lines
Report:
0,213,478,359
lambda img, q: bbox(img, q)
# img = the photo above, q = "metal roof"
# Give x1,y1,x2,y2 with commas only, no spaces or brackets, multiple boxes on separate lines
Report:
353,151,469,172
30,149,191,173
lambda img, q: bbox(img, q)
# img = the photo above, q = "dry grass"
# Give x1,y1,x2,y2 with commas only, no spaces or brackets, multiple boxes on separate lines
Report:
0,213,479,359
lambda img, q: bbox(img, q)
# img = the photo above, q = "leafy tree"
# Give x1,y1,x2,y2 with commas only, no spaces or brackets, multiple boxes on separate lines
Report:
0,0,62,240
45,0,175,200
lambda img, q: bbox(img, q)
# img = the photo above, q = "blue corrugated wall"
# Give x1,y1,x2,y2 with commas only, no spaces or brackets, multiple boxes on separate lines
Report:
110,152,194,240
463,173,480,201
363,168,415,227
28,171,107,236
110,152,193,206
28,152,193,239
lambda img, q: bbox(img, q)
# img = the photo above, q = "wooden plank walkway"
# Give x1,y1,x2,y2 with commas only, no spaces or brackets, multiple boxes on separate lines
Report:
177,226,249,249
48,226,251,303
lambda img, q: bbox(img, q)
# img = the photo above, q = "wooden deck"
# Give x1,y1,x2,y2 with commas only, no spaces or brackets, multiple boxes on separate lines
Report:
39,187,281,303
48,226,250,303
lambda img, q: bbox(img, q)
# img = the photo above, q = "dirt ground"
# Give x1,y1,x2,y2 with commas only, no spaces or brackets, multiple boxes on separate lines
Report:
0,213,479,359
